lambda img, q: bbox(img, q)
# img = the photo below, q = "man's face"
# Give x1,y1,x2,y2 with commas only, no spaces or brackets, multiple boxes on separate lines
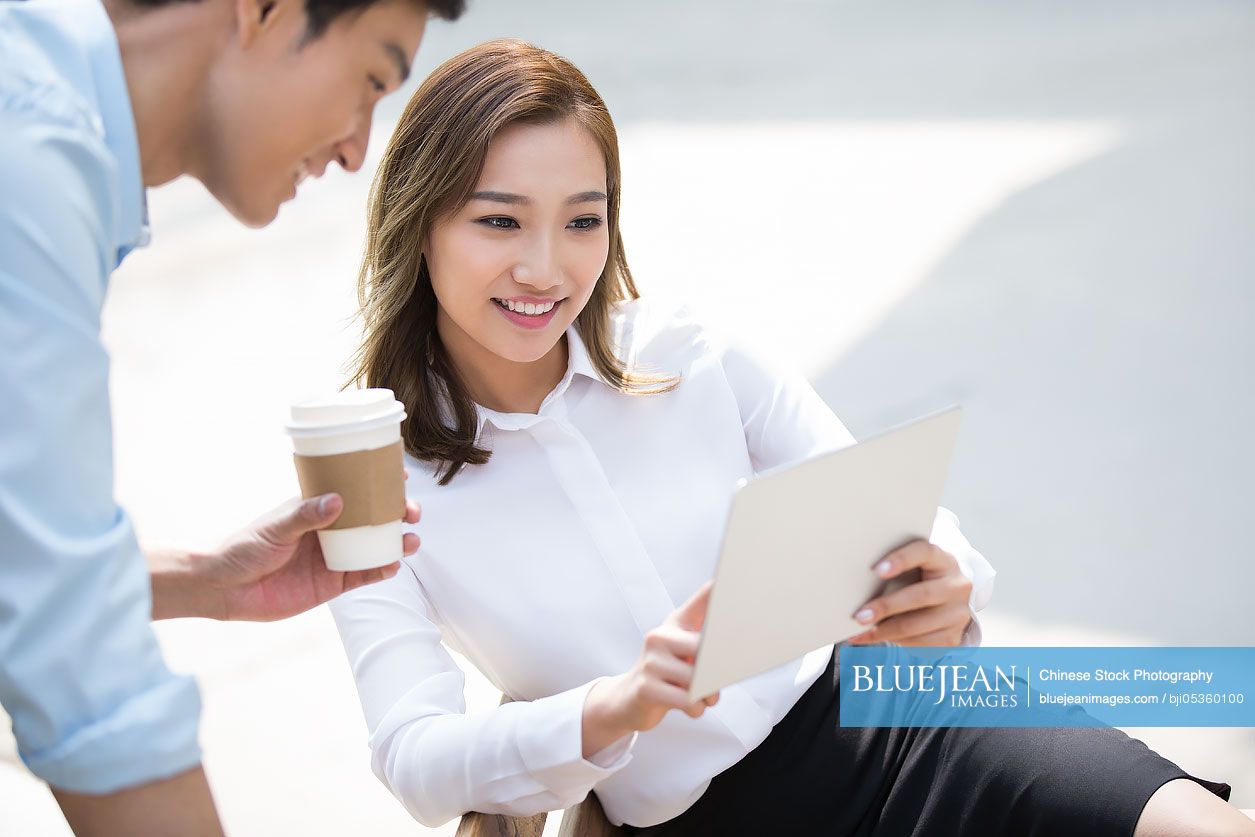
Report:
198,0,427,227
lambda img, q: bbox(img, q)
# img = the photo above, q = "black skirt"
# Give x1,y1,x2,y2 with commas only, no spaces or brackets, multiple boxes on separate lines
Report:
621,644,1231,836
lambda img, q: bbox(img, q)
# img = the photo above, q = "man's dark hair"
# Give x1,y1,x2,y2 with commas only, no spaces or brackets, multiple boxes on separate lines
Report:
302,0,465,38
129,0,466,40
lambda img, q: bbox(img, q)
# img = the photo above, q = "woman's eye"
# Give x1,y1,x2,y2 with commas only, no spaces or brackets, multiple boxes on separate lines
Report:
369,76,387,94
569,216,603,230
479,217,520,230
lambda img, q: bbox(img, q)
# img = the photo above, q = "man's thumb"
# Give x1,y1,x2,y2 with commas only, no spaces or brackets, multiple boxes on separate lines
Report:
673,579,714,630
267,494,342,544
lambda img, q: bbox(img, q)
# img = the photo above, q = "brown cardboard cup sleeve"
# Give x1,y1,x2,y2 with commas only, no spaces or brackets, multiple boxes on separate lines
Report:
293,441,405,530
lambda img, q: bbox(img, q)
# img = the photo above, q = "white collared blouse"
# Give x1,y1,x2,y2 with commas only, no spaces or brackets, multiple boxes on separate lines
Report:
329,298,996,829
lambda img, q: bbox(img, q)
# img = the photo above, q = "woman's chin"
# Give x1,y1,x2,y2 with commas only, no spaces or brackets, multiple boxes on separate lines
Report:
502,345,559,365
492,333,564,365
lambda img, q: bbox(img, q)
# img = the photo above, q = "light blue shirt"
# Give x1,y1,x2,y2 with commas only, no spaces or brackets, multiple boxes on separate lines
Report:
0,0,202,793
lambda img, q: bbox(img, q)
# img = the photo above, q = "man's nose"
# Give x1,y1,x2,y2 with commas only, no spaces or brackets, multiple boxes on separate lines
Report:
333,106,375,173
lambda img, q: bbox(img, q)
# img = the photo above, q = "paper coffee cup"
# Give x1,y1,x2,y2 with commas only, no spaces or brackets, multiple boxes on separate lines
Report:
285,389,407,572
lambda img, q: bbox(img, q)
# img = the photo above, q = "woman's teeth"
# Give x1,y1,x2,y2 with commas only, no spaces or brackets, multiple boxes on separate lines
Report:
494,298,557,316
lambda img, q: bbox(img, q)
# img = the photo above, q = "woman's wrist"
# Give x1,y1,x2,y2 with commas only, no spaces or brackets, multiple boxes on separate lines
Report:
581,675,634,759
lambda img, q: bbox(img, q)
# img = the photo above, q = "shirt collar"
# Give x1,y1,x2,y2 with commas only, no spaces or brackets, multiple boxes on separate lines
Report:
474,324,607,437
78,0,149,266
566,323,605,386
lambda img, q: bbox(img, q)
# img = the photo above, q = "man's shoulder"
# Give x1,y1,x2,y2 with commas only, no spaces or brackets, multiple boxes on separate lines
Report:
0,1,116,232
0,11,118,317
0,3,107,142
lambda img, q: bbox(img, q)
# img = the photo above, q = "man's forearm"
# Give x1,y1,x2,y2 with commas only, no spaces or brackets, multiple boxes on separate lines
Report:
52,764,224,837
147,547,223,621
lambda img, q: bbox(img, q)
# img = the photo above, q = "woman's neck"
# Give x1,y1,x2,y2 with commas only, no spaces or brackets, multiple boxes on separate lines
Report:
436,311,569,415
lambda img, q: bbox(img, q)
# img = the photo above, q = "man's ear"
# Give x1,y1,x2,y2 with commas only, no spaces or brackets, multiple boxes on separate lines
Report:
234,0,286,49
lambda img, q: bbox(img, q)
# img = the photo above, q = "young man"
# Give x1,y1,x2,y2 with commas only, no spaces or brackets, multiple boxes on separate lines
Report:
0,0,463,833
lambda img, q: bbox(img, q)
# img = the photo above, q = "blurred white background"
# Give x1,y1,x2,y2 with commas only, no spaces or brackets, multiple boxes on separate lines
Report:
4,0,1252,832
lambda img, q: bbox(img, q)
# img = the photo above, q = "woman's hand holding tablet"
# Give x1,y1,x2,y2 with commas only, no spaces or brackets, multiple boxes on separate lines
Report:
582,581,721,757
847,540,974,646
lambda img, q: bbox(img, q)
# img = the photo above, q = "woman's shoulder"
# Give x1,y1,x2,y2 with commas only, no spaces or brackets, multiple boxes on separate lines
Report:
402,450,449,497
611,295,803,398
610,294,730,371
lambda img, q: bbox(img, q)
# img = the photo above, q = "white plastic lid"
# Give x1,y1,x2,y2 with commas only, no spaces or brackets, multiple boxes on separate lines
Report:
285,388,406,438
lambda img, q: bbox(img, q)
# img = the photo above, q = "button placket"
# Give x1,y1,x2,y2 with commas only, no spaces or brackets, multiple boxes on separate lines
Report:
525,418,676,639
535,413,774,749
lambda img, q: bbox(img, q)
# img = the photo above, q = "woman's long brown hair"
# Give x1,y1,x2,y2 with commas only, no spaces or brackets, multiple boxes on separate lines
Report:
349,39,678,485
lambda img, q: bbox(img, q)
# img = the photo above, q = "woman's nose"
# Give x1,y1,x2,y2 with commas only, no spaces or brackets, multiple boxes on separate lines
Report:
511,234,561,289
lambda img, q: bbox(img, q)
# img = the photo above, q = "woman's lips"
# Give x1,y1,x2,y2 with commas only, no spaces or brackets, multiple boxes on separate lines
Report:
492,298,563,330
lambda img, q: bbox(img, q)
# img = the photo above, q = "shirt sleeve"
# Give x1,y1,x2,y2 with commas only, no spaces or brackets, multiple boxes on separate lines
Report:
329,562,637,828
712,329,996,644
0,115,203,793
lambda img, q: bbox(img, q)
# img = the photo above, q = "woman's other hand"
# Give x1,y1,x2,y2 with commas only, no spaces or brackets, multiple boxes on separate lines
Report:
847,540,973,646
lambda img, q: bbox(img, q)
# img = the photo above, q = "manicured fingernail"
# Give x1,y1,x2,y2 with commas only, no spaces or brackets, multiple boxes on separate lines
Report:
855,608,874,624
875,560,892,577
318,495,336,515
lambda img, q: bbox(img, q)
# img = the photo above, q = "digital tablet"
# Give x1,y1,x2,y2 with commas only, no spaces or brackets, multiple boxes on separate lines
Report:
687,406,963,701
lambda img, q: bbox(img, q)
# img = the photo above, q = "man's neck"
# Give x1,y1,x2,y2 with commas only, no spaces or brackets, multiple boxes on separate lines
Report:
102,0,227,187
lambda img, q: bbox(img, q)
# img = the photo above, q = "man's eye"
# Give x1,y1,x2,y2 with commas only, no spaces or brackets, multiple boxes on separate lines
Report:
478,217,519,230
369,76,387,94
569,216,603,230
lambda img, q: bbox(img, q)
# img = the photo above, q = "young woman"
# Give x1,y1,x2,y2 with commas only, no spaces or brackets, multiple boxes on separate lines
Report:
329,39,1245,836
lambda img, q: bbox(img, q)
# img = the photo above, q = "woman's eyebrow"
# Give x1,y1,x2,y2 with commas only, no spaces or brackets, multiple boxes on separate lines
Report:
468,191,609,205
470,191,528,205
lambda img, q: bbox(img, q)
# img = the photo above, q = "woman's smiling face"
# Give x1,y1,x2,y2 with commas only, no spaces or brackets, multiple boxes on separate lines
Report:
426,117,610,366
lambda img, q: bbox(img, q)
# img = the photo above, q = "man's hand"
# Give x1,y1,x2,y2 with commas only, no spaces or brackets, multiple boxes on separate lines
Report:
846,540,973,646
150,494,422,621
